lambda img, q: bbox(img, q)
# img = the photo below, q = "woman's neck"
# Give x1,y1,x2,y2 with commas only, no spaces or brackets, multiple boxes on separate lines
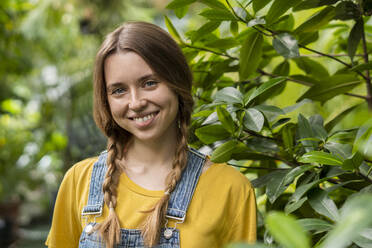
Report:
124,128,178,174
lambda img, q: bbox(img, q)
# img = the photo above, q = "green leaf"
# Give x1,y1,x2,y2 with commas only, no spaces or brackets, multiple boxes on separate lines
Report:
190,21,221,41
230,21,238,36
321,194,372,248
205,37,239,50
350,61,372,72
266,170,290,203
308,189,340,221
284,164,316,185
216,106,235,134
254,105,285,123
273,60,290,76
199,8,236,21
243,108,265,132
195,124,230,144
239,31,263,80
342,151,364,171
164,16,183,43
285,197,307,214
298,31,319,46
294,6,336,34
266,0,302,24
293,57,329,79
296,74,361,103
174,6,189,19
273,33,300,58
211,140,238,162
324,103,362,132
297,114,317,152
166,0,197,9
247,77,286,104
215,87,244,105
293,0,339,11
282,123,295,152
298,151,343,165
290,180,321,202
348,19,363,63
198,0,228,10
298,218,333,233
266,212,311,248
252,0,271,13
247,17,266,27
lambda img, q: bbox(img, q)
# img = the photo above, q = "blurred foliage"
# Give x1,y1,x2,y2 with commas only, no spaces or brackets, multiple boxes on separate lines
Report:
165,0,372,247
0,0,168,225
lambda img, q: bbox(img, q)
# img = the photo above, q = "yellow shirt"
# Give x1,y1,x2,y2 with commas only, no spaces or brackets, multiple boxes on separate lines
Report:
46,157,256,248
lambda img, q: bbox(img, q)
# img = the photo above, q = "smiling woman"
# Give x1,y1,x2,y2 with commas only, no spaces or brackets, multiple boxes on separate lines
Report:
46,21,256,248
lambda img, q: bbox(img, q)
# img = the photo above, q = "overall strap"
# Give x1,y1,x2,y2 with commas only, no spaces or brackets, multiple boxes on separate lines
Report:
81,151,108,216
166,147,206,222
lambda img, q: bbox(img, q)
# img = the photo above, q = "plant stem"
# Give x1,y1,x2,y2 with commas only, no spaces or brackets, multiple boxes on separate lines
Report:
360,18,372,110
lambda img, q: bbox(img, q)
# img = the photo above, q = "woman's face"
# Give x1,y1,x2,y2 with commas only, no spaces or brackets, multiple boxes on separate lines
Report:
104,51,179,143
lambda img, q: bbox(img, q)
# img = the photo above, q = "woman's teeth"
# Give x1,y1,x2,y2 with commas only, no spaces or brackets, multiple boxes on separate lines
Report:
134,113,155,123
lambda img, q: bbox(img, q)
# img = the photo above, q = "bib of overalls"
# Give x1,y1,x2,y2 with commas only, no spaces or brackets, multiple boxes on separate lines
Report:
78,148,206,248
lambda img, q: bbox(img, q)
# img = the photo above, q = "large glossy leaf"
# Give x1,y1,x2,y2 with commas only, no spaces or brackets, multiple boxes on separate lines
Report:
273,33,300,58
298,218,333,233
266,212,311,248
239,31,263,80
205,37,239,50
320,194,372,248
243,108,265,132
211,140,238,162
294,6,336,34
190,21,221,41
254,105,285,123
216,106,235,134
247,77,286,104
281,123,295,152
293,0,339,11
198,0,228,10
252,0,271,13
214,87,244,105
285,197,307,214
324,103,362,132
266,169,290,203
297,114,317,152
342,152,363,171
298,151,343,165
195,124,230,144
348,19,363,63
350,61,372,72
265,0,302,24
164,16,183,43
199,8,236,21
297,74,361,103
166,0,197,9
308,189,340,221
293,57,329,79
273,60,290,76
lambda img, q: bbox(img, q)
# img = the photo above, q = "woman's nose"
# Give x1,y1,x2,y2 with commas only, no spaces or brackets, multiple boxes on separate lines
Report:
128,92,146,111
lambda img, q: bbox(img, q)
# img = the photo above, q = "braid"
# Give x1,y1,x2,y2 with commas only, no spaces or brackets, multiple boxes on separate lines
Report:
141,120,189,247
96,136,123,248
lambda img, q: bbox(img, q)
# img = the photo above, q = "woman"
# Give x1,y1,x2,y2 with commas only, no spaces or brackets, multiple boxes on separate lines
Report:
46,21,256,248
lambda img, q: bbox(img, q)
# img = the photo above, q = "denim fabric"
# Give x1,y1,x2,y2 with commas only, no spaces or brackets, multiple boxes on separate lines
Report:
78,148,206,248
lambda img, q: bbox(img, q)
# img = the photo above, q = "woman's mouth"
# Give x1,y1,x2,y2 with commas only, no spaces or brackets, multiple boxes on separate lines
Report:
130,111,159,127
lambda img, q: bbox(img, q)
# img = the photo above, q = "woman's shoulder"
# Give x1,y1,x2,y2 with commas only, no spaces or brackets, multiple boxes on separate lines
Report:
63,156,99,183
201,159,253,191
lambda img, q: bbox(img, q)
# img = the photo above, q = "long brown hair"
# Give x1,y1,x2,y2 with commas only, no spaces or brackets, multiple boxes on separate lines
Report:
93,21,193,247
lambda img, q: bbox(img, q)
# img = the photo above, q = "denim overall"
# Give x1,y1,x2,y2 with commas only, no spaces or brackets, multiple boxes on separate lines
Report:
78,148,206,248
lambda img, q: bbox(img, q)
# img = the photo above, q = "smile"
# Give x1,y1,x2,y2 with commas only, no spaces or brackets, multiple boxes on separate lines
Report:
129,111,159,127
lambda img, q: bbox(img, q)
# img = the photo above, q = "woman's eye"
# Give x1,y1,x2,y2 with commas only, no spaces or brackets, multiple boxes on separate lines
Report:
112,88,126,95
144,80,158,87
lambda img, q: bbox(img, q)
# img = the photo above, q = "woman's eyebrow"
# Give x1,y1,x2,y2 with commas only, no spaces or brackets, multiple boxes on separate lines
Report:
106,73,158,90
